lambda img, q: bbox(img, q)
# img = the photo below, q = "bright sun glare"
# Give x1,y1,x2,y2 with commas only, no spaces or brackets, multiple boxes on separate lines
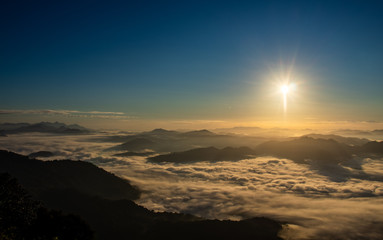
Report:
279,83,295,115
281,85,289,95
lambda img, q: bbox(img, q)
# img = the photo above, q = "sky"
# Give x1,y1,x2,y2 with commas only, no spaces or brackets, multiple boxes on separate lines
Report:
1,0,383,130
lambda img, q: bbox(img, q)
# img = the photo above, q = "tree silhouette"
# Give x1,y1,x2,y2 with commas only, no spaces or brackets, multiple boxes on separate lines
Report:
0,173,38,239
0,173,93,240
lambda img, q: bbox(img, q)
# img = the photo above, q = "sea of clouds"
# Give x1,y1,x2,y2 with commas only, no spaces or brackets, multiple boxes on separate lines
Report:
1,133,383,240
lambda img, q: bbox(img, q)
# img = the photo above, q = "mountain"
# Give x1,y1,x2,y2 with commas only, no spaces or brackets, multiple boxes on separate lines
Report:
147,136,383,165
0,150,140,200
148,146,256,163
302,133,370,146
39,188,282,240
359,141,383,154
330,129,372,137
148,137,354,164
28,151,54,158
0,173,94,239
253,138,383,182
103,128,267,153
0,150,283,240
255,137,352,164
332,128,383,137
0,122,91,134
144,216,282,240
371,129,383,135
179,129,217,137
144,128,179,136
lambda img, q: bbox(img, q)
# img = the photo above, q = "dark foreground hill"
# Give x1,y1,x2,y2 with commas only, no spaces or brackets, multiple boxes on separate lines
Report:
40,188,282,240
0,173,94,240
28,151,55,158
0,150,140,200
0,150,283,240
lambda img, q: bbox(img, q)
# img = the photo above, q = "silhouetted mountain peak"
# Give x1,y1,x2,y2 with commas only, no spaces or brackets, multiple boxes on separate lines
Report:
180,129,216,137
147,128,178,135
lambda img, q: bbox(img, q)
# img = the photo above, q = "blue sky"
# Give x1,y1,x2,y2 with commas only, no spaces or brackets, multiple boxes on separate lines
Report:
1,0,383,128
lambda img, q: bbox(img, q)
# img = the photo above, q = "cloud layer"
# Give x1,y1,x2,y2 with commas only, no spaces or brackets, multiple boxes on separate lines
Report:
1,133,383,239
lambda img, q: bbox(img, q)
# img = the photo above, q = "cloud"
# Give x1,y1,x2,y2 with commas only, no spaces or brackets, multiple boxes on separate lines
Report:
0,109,126,115
0,109,138,120
1,133,383,239
107,157,383,240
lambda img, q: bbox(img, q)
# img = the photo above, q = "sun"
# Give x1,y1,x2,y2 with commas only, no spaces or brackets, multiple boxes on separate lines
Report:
281,85,289,95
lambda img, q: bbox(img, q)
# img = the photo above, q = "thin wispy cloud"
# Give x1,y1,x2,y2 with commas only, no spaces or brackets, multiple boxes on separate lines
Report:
0,109,141,121
0,109,125,115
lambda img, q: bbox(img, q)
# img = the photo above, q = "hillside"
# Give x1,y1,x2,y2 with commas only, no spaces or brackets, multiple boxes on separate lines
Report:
0,150,140,200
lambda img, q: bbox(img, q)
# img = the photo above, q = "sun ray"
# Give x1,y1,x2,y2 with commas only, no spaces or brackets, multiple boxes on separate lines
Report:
281,85,289,113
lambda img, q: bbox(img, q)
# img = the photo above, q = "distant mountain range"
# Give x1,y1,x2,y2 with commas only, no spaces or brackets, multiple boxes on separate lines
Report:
149,137,383,165
146,137,383,182
178,129,218,137
330,129,383,137
0,122,91,134
302,133,370,146
104,127,383,157
103,128,267,153
214,126,383,138
0,150,283,240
